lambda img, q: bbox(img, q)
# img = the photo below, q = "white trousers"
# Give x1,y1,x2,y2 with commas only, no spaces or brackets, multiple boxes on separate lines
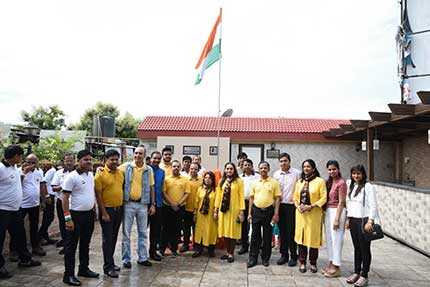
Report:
324,207,346,266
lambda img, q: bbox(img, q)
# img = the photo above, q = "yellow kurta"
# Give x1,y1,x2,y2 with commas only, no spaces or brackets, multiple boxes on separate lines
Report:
293,177,327,248
185,177,203,212
215,178,245,239
194,187,218,246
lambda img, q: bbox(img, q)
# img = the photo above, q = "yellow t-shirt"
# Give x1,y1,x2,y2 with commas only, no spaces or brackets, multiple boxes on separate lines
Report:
119,162,154,201
162,175,190,206
160,162,172,177
250,177,281,208
185,176,203,212
94,165,124,207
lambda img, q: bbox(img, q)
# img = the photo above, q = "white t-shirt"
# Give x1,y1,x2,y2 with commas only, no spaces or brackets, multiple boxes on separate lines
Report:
273,167,301,204
21,168,45,208
51,168,73,200
63,170,95,211
240,173,261,200
0,162,23,211
44,167,56,195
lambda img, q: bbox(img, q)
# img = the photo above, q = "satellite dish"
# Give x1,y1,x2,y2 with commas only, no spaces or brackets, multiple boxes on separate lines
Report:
221,109,233,117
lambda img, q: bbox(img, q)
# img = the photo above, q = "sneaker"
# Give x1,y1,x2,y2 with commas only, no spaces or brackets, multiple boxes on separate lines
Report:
137,260,152,267
123,262,132,269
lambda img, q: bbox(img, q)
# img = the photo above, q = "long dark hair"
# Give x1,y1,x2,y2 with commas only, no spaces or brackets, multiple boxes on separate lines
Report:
326,160,342,192
203,171,217,192
220,162,240,188
300,159,320,182
348,164,367,198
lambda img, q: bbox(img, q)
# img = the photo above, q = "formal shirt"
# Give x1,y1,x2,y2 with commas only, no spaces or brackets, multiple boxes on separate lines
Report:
63,170,95,211
44,167,57,195
0,160,22,211
21,168,45,208
150,165,165,208
250,177,281,208
345,181,378,220
240,172,261,200
162,175,190,206
273,167,301,204
94,165,124,207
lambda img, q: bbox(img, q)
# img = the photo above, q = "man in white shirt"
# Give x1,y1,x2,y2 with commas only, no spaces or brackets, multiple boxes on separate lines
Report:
238,159,260,255
38,163,57,245
273,152,301,266
0,145,41,279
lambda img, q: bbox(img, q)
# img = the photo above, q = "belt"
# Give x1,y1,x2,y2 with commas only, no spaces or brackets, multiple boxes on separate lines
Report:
129,198,141,203
254,205,274,212
106,206,123,210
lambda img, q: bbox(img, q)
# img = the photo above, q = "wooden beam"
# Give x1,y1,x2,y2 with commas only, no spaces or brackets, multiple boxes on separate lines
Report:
328,128,343,136
417,91,430,104
322,131,335,138
388,103,416,115
369,112,391,121
350,120,369,129
339,124,355,132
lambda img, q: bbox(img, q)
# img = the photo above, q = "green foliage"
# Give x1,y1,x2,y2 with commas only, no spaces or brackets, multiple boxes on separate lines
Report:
71,102,120,135
21,105,66,130
0,138,12,159
33,135,82,162
116,112,140,139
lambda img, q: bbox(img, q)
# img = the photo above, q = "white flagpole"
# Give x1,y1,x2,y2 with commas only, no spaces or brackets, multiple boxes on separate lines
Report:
216,8,222,170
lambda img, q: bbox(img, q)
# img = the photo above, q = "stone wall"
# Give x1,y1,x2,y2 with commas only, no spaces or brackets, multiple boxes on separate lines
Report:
402,135,430,189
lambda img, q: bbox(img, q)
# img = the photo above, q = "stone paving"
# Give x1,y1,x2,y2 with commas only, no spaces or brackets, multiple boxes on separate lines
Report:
1,223,429,287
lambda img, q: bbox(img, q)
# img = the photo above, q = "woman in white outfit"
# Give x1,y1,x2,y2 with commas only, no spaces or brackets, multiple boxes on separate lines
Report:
322,160,347,278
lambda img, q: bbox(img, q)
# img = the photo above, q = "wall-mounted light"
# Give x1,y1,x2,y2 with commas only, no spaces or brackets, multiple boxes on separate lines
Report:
361,141,367,151
373,128,379,150
428,130,430,144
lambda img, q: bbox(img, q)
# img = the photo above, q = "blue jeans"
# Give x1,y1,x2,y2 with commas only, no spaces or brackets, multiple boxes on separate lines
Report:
121,201,148,263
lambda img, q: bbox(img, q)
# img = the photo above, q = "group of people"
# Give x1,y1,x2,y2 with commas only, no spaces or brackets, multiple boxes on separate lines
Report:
0,144,380,287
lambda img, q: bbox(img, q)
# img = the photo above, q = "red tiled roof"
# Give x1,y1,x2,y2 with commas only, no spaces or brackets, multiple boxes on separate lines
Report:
138,116,350,141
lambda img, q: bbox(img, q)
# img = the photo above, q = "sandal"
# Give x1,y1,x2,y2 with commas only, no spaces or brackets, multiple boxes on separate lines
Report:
346,273,360,284
324,268,340,278
299,264,306,273
227,255,234,263
354,276,368,287
310,265,318,273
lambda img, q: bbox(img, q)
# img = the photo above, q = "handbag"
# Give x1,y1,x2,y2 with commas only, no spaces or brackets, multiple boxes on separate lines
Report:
361,188,384,241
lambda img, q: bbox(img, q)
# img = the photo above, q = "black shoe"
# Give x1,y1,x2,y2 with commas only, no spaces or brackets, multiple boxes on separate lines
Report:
32,246,46,256
41,238,57,246
227,255,234,263
277,256,288,265
59,248,65,255
56,239,64,248
18,259,42,267
220,254,229,260
287,259,297,267
192,251,202,258
63,275,81,286
150,253,162,261
104,269,119,278
0,267,12,279
171,251,178,257
159,249,165,256
299,265,307,273
123,262,132,269
247,260,257,268
113,265,121,271
137,260,152,267
238,247,248,255
9,251,18,262
179,245,189,253
77,269,99,278
262,260,270,267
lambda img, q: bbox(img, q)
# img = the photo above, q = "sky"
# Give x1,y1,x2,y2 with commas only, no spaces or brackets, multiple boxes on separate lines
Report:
0,0,400,126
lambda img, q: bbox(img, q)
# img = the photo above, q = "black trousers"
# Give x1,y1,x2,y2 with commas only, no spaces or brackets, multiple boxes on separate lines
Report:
182,210,194,245
160,205,184,252
298,244,319,265
64,210,95,276
38,195,56,240
278,203,297,260
99,206,123,272
149,206,162,255
0,209,32,268
240,199,250,249
56,198,67,242
349,217,372,278
249,205,274,262
10,206,41,252
194,242,215,253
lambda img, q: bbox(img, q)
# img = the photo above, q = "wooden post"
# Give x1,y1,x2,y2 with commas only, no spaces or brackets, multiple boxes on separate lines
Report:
367,128,374,181
394,142,403,184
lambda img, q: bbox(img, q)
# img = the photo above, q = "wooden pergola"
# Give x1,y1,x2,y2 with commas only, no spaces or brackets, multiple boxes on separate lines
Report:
323,91,430,181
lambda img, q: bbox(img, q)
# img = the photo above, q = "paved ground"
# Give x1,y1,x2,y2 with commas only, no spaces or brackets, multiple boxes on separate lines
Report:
1,223,429,287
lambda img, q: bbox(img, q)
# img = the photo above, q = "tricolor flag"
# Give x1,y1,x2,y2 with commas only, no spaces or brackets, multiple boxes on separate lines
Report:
195,8,222,85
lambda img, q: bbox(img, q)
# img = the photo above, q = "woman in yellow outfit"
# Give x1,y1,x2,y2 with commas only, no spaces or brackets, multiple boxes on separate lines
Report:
293,159,327,273
214,162,245,263
192,171,218,258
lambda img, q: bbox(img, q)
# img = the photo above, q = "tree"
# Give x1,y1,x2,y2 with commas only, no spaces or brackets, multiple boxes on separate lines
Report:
71,102,120,135
33,135,82,163
116,112,140,139
21,105,66,130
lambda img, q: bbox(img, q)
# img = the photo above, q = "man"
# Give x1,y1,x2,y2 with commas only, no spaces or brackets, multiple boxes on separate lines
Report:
148,151,165,261
51,153,75,255
38,162,57,246
0,145,41,279
180,156,192,176
236,152,248,175
238,159,260,255
180,162,202,253
62,150,99,286
13,154,47,257
273,152,301,266
121,145,155,269
159,146,173,177
94,149,124,278
160,160,190,256
247,161,281,268
192,155,206,176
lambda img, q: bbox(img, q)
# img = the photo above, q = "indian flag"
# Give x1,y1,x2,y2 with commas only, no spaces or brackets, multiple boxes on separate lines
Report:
195,8,222,85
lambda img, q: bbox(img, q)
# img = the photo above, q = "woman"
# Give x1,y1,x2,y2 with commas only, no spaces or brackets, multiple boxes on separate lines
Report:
323,160,347,277
345,165,379,287
293,159,327,273
193,171,218,258
214,162,245,263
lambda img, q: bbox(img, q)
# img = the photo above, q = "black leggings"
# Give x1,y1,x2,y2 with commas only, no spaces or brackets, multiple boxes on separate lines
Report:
349,217,371,278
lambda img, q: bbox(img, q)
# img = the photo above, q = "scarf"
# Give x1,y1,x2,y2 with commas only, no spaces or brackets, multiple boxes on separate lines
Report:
199,186,212,215
220,178,232,213
300,173,316,206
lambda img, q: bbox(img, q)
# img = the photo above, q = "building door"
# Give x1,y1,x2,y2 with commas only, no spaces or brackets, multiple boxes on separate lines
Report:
239,144,264,166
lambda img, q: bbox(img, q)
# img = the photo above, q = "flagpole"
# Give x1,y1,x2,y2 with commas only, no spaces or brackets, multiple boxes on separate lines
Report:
216,8,222,170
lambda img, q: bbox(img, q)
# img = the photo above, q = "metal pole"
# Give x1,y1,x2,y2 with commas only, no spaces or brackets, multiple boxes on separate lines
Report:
216,8,222,170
